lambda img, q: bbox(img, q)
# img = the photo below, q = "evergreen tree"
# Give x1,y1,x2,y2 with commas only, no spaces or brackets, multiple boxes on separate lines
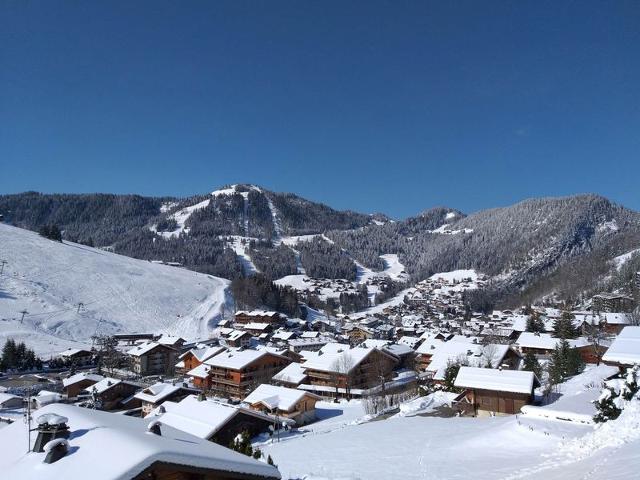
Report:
553,311,578,339
593,386,622,423
522,351,543,379
267,454,275,466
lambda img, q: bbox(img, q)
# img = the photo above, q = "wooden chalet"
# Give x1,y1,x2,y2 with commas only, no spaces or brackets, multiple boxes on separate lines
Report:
244,384,321,426
189,349,290,400
62,372,104,399
301,347,398,397
454,367,539,416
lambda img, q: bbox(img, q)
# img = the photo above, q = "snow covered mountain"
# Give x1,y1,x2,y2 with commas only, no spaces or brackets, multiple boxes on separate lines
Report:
2,187,640,308
0,223,231,356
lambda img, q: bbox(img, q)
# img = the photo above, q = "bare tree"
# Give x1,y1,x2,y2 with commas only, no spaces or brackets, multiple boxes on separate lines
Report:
629,308,640,327
480,344,499,368
586,316,609,366
330,352,355,399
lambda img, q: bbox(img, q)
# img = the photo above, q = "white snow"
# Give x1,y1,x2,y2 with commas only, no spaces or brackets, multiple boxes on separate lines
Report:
0,403,280,480
454,366,536,394
613,248,640,270
0,224,230,355
429,269,478,283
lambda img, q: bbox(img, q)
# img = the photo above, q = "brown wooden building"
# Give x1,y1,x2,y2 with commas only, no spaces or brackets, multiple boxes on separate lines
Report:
454,367,539,416
193,350,290,400
302,347,398,396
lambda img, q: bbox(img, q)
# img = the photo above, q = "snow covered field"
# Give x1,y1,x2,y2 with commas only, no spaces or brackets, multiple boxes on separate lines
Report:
0,224,231,356
257,368,640,480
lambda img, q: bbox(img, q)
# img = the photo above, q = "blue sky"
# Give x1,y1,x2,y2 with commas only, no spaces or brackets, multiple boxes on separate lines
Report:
1,1,639,219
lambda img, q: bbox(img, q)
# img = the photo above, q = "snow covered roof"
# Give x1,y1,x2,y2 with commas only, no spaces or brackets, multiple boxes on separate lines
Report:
272,362,308,384
187,363,211,379
59,348,90,357
180,345,226,363
127,341,167,357
454,366,536,394
0,403,280,480
516,332,591,350
602,326,640,365
83,377,139,395
0,392,21,404
426,342,511,380
155,395,275,440
62,372,104,388
134,382,185,404
302,347,385,374
515,332,559,350
204,349,287,370
242,322,272,331
416,337,445,354
156,334,185,346
397,336,422,349
244,384,320,412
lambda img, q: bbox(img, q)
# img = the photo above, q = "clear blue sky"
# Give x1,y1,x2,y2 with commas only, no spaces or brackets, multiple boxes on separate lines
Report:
2,1,639,219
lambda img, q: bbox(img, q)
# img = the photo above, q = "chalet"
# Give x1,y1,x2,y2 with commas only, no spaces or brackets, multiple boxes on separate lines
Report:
424,341,521,381
190,349,290,400
301,347,398,397
272,362,308,387
0,403,280,480
515,332,602,363
454,366,539,416
62,372,104,399
32,390,64,409
134,382,197,417
127,341,179,376
240,322,274,336
175,344,226,374
223,330,253,348
235,310,284,325
602,326,640,368
0,393,23,409
58,348,93,367
154,394,281,447
83,377,142,411
244,384,321,426
347,325,375,342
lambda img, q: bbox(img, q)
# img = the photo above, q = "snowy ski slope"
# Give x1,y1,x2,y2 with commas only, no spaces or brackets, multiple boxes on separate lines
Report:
0,224,231,356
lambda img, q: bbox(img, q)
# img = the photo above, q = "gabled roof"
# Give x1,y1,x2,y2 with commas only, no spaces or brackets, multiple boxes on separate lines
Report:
83,377,140,395
59,348,91,357
203,349,287,370
454,366,537,394
426,342,511,380
602,326,640,365
127,341,170,357
154,395,276,440
302,347,395,374
0,403,280,480
272,362,308,384
134,382,188,404
244,384,320,412
180,345,226,362
62,372,104,388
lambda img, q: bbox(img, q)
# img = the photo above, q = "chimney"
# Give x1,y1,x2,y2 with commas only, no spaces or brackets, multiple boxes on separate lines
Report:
147,420,162,436
33,414,70,453
43,438,69,464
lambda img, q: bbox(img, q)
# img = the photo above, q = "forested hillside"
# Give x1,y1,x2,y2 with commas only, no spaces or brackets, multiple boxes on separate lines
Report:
2,187,639,308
